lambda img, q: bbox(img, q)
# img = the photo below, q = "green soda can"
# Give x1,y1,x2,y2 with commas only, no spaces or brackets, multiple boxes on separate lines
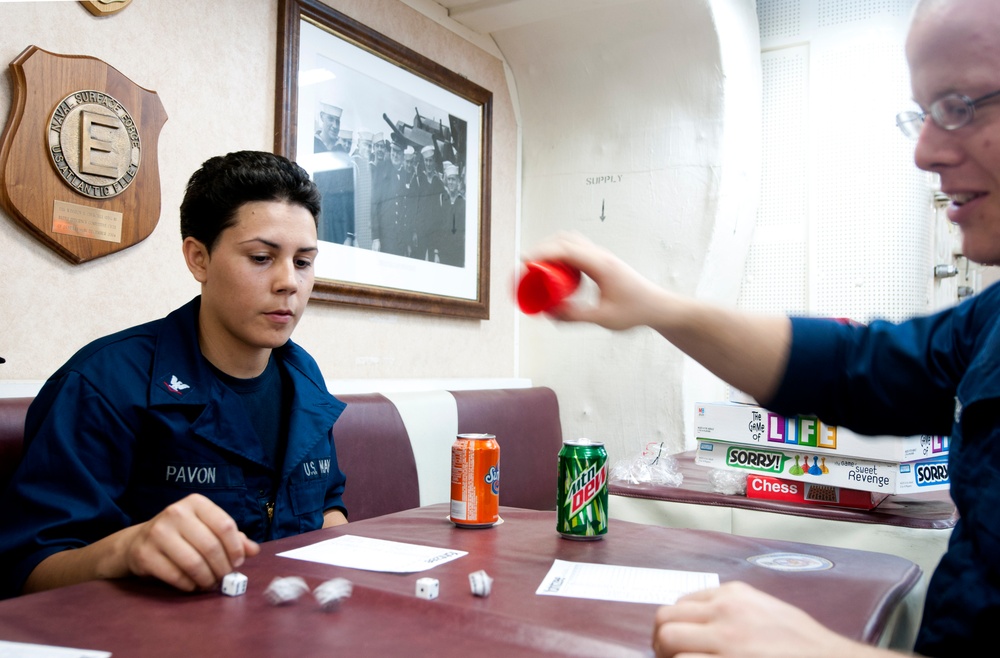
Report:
557,438,609,540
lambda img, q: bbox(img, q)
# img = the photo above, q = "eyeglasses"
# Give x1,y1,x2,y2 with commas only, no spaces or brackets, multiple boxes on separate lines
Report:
896,89,1000,138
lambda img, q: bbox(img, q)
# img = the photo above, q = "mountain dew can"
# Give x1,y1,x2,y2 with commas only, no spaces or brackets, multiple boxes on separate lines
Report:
557,438,609,540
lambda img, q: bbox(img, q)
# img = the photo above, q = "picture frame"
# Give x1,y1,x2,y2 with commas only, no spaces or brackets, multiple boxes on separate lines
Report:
276,0,492,319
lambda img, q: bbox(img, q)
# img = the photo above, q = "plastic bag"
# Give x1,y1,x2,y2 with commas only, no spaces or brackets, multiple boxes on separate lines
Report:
610,441,683,487
708,468,747,495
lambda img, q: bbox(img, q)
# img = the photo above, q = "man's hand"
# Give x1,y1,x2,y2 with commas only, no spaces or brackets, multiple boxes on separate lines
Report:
525,231,667,331
652,582,896,658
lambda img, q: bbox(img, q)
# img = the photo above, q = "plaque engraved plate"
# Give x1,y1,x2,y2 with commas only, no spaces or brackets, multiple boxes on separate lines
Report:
52,199,123,243
49,90,141,199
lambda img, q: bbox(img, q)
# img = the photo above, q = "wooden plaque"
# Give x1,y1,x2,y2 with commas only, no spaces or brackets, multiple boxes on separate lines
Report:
0,46,167,263
80,1,134,17
80,0,132,16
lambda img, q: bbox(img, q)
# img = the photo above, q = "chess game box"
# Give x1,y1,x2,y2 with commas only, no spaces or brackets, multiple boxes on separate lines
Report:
745,473,889,510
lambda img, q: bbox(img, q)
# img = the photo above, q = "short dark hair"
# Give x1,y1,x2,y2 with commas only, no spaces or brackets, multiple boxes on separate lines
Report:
180,151,321,251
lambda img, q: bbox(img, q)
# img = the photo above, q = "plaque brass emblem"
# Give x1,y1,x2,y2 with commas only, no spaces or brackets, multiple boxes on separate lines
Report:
49,90,141,199
0,46,167,264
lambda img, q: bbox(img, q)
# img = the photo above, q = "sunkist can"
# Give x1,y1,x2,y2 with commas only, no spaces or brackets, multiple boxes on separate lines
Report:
450,433,500,528
557,438,609,540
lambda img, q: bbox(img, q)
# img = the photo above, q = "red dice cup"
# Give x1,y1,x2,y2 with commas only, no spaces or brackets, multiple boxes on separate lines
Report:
517,261,582,314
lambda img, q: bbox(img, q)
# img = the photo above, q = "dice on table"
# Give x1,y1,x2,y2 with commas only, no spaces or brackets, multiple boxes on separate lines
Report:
221,572,248,597
415,577,439,600
314,578,353,612
264,576,310,605
468,570,493,597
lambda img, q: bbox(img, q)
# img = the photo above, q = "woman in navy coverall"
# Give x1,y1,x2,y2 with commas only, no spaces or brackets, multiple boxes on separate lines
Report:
0,151,348,597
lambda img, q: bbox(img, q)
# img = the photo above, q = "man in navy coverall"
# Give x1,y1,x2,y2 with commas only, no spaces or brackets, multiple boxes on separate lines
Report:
0,151,348,597
530,0,999,655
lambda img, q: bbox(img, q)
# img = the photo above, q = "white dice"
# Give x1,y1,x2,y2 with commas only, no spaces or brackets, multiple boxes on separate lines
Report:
314,578,353,611
221,572,248,597
415,577,439,600
264,576,310,605
468,570,493,597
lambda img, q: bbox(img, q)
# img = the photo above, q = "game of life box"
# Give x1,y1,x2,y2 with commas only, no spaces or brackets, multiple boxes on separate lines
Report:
695,440,950,495
745,474,889,510
694,401,949,462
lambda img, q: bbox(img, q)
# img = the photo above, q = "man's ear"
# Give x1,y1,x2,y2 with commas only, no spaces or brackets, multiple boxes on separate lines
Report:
182,237,210,284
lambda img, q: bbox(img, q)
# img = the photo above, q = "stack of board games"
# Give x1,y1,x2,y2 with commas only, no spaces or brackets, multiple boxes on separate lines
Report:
693,402,950,507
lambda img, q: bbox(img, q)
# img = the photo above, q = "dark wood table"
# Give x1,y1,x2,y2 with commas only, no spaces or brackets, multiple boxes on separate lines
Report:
0,504,921,657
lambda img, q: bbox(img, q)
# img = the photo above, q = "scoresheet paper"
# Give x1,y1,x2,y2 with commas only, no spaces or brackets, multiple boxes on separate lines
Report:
277,535,467,572
536,559,720,605
0,641,110,658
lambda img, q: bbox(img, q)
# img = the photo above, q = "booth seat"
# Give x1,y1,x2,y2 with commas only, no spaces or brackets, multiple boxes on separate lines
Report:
335,387,563,520
0,387,564,520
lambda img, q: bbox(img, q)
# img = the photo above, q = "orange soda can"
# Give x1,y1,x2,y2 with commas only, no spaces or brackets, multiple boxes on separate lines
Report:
450,433,500,527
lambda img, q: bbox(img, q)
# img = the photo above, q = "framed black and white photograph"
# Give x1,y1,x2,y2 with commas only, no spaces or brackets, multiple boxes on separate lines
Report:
276,0,492,318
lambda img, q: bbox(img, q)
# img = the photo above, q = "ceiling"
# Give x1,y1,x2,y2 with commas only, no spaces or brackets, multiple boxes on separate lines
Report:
430,0,650,36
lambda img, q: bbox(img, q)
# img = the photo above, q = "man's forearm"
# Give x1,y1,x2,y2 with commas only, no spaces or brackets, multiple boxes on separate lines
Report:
646,288,792,403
